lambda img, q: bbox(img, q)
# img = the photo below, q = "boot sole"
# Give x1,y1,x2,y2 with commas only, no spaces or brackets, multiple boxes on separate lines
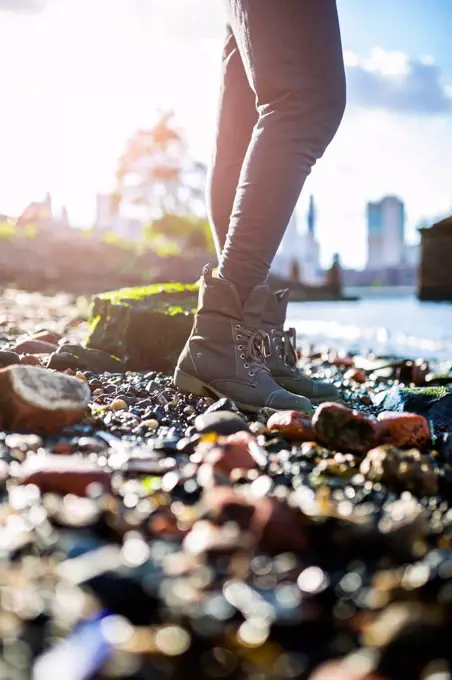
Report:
310,395,341,406
173,368,266,414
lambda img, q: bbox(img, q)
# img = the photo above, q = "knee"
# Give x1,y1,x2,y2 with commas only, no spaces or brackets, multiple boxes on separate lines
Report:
324,80,347,141
259,76,346,156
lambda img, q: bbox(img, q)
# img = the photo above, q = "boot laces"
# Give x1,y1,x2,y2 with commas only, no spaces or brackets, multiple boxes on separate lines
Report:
272,327,298,371
235,325,271,376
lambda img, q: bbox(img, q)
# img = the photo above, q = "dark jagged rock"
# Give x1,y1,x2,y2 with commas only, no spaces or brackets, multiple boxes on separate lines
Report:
204,397,240,414
86,282,198,372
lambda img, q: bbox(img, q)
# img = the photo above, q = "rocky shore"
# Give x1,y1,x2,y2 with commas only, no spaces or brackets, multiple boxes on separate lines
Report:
2,289,452,680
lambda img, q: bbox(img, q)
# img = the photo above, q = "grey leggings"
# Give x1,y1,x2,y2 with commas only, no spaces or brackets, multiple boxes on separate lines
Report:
208,0,346,303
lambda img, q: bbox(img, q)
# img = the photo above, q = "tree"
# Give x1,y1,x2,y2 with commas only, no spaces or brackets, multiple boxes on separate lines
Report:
115,111,207,222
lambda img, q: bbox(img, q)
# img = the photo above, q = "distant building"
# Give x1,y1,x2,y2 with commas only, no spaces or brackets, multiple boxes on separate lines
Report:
16,193,70,231
367,196,405,268
403,243,420,268
95,193,142,241
272,195,321,284
419,215,452,300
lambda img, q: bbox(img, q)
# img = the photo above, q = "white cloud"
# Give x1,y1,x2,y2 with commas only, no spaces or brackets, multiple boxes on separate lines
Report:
346,48,452,115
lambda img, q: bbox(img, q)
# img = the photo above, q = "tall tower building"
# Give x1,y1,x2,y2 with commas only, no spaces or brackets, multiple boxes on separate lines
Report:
307,195,315,237
271,197,320,284
367,196,405,268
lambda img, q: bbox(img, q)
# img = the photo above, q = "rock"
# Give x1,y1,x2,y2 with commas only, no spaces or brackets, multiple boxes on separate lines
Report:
201,487,307,555
377,412,431,449
56,344,126,373
142,418,159,430
248,421,268,436
373,386,452,433
109,398,128,411
0,350,20,367
329,353,354,368
0,365,90,434
359,445,438,497
256,407,277,423
20,355,42,366
201,431,266,477
76,437,108,453
204,397,240,414
309,661,382,680
438,431,452,463
86,282,198,372
14,339,58,354
32,330,63,345
396,359,429,386
425,372,452,387
18,454,111,496
194,410,249,436
47,352,87,371
312,402,378,454
267,410,314,441
145,380,161,393
344,368,367,384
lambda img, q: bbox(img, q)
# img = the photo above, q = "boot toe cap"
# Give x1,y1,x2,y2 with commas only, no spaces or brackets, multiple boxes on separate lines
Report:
266,388,314,415
311,381,340,403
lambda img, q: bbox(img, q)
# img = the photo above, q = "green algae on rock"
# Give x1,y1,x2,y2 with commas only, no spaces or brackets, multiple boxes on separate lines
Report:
86,282,198,372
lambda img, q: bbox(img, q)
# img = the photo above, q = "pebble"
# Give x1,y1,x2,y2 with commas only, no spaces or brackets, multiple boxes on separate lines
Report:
142,418,159,430
20,354,42,366
204,397,239,414
377,411,431,449
0,349,20,366
18,453,111,496
14,339,58,354
47,351,86,371
313,402,379,454
109,398,128,411
267,410,315,442
194,410,249,436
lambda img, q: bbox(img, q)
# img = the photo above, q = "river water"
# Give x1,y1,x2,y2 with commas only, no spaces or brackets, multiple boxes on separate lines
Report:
288,287,452,361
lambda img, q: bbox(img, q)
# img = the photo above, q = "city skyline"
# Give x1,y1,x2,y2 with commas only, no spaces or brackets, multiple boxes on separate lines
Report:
0,0,451,268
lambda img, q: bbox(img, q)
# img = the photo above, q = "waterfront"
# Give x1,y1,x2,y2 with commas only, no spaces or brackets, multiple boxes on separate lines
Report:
289,287,452,361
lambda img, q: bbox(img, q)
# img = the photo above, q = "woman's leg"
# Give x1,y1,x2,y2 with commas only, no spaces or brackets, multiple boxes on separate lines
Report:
219,0,346,304
207,24,258,258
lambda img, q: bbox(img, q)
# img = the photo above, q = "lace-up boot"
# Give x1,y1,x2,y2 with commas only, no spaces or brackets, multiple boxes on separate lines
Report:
173,267,313,414
262,289,340,405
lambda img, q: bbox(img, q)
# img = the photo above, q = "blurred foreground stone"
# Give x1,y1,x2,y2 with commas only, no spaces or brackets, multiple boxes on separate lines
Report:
0,365,90,433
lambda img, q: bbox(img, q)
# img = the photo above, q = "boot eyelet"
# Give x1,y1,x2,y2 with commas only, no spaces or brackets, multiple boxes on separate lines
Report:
244,363,250,368
235,325,241,330
271,329,276,334
236,335,242,341
249,371,254,376
238,345,243,350
240,354,245,359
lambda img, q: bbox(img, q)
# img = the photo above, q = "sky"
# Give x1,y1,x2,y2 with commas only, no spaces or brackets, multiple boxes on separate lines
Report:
0,0,451,268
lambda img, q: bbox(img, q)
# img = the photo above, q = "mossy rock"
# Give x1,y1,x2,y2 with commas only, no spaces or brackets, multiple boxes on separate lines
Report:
86,282,198,372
